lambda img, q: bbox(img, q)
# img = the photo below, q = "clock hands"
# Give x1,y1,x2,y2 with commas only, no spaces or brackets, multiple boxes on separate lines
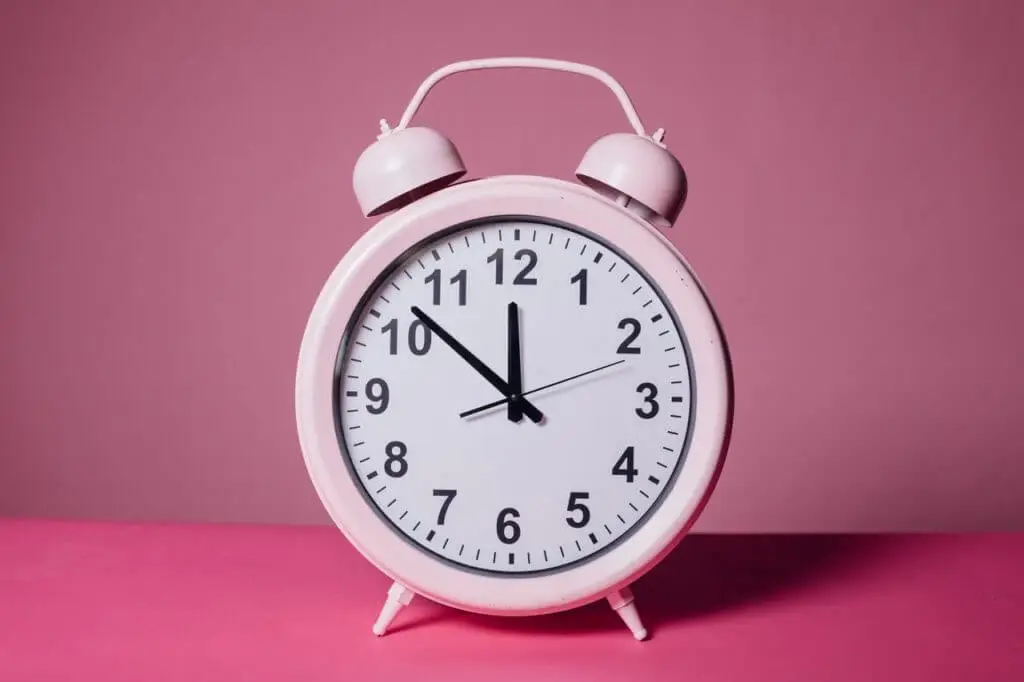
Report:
410,305,544,424
459,359,627,419
507,302,524,423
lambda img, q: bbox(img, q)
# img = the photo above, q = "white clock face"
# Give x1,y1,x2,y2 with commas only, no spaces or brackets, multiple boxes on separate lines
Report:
334,217,694,575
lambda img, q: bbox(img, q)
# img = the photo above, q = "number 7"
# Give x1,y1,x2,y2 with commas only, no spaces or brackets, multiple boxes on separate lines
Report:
432,489,457,525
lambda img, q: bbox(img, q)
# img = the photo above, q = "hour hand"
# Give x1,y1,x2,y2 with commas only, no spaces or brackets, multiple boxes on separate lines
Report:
507,302,524,423
410,306,544,423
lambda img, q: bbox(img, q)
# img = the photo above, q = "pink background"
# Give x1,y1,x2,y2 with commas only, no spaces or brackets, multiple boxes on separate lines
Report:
1,0,1021,532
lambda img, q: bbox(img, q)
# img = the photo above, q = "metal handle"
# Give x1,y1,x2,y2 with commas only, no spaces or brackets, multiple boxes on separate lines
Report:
379,57,658,140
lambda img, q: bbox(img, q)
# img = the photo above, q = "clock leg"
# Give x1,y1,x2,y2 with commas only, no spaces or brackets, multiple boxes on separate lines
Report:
607,586,648,641
372,581,414,636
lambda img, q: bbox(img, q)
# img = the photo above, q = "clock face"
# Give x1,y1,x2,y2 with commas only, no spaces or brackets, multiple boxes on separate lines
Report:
334,217,694,576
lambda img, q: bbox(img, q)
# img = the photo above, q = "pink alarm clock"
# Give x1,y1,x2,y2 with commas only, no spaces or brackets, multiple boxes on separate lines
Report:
295,58,733,640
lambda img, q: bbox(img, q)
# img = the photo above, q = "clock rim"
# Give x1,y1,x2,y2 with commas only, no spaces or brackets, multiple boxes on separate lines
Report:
295,175,733,616
334,215,697,577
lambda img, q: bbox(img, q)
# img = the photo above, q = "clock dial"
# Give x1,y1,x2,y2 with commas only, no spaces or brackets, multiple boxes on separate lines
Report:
334,218,694,575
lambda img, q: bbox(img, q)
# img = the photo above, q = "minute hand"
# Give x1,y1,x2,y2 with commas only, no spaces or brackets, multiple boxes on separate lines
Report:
410,306,544,423
459,359,626,419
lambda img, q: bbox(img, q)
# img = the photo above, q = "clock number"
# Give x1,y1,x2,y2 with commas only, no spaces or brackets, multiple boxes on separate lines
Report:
408,320,431,355
451,269,467,305
384,440,408,478
570,268,588,305
487,248,538,286
496,507,521,544
635,382,659,419
432,489,457,525
365,378,390,414
425,268,467,306
616,318,642,355
486,248,504,285
382,319,432,355
513,249,538,285
612,446,638,482
565,491,591,529
383,319,399,354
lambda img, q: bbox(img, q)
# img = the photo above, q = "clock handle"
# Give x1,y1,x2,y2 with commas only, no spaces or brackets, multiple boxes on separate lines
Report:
354,57,686,226
384,57,660,142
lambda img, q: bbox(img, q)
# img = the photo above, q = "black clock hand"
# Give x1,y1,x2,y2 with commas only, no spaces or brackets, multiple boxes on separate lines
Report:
459,359,627,419
410,306,544,423
507,301,524,423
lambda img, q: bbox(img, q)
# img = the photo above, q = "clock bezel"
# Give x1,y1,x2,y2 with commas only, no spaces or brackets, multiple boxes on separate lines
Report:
295,175,732,616
331,215,697,577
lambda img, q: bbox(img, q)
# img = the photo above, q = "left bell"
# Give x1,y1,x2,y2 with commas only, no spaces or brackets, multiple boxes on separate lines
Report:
352,126,466,217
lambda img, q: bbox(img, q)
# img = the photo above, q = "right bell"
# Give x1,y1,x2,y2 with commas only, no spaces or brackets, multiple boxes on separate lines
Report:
576,132,687,228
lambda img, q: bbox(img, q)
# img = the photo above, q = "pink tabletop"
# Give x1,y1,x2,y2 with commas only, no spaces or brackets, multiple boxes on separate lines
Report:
1,520,1021,681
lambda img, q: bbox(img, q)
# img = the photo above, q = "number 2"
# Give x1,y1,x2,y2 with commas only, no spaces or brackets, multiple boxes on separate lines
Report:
617,318,641,354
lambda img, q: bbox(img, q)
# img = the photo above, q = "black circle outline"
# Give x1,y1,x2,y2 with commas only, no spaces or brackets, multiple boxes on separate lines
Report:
331,215,697,578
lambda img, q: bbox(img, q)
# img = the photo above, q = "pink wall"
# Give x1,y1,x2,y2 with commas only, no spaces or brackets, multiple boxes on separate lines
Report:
1,0,1021,531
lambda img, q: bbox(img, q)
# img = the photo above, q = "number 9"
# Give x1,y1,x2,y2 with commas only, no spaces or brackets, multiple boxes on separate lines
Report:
366,378,390,414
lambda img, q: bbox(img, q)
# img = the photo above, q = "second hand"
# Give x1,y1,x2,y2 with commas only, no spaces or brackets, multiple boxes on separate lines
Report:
459,359,626,419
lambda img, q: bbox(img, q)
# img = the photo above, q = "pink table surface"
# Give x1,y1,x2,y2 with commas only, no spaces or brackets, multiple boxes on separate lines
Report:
1,521,1021,681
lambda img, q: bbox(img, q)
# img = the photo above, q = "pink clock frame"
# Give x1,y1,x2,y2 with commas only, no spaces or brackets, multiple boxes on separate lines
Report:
294,174,733,625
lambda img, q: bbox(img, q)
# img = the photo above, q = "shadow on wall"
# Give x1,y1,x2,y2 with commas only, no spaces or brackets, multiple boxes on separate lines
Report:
391,533,902,636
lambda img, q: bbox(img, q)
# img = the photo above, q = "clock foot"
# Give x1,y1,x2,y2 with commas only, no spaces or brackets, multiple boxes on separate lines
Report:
607,586,648,641
372,581,414,636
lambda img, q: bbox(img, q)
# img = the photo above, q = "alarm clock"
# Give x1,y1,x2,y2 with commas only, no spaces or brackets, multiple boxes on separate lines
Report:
295,57,733,640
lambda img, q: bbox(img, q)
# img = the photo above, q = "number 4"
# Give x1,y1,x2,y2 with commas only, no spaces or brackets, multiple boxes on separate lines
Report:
612,446,638,482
